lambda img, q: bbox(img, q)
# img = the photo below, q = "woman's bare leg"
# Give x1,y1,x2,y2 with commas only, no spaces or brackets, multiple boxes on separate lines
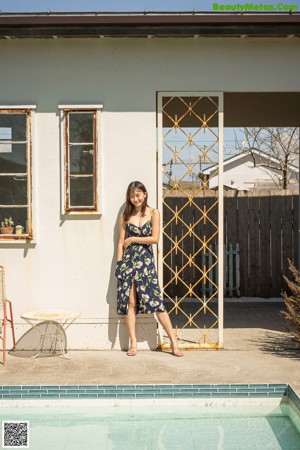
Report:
156,311,183,357
124,281,137,355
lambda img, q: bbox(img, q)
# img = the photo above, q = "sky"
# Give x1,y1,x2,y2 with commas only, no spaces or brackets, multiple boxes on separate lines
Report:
1,0,299,13
0,0,224,13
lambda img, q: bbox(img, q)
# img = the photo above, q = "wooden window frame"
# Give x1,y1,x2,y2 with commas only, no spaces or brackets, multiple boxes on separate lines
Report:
59,105,102,215
0,106,35,240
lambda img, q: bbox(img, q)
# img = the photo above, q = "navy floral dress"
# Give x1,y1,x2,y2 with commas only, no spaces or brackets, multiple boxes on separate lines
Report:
115,220,166,315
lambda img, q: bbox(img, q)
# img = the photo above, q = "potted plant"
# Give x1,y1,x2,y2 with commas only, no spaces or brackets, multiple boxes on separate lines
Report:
0,216,14,234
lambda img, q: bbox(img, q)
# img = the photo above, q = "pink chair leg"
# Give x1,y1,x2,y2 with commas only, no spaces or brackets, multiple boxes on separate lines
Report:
1,300,16,364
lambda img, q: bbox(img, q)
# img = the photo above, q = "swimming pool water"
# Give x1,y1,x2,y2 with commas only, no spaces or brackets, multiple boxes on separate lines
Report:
1,404,300,450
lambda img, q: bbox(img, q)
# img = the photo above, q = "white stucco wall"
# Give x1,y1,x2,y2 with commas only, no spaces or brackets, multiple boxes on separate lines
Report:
0,37,300,349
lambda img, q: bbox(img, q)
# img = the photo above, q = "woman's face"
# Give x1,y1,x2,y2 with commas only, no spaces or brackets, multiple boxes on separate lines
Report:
130,189,147,209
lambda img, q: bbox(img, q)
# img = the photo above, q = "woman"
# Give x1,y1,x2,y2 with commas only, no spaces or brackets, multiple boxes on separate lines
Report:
115,181,183,357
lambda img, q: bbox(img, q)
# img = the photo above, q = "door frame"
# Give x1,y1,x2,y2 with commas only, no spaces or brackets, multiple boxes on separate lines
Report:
156,91,224,348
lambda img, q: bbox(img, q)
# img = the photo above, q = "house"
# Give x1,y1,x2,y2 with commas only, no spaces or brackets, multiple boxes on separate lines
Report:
202,149,299,191
0,11,300,350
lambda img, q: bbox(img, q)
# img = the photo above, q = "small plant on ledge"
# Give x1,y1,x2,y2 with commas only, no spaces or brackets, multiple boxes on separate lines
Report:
0,216,14,234
281,258,300,344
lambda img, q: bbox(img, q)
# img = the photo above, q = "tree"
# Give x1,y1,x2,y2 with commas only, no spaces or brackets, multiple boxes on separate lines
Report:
281,259,300,343
236,127,299,189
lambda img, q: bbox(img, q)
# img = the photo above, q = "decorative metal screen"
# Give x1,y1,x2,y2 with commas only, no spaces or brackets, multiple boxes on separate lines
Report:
157,94,224,349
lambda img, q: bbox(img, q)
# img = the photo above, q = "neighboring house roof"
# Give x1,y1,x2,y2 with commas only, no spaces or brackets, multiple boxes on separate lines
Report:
0,12,300,38
202,149,299,175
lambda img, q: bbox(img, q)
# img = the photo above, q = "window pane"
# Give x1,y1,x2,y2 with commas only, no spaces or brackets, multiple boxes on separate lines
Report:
69,145,94,175
0,176,27,205
0,127,12,140
0,207,28,234
0,144,27,173
0,114,27,141
0,142,12,154
69,177,94,207
69,113,94,143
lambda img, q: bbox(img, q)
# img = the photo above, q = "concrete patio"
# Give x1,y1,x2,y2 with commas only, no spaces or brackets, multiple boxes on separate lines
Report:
1,301,300,395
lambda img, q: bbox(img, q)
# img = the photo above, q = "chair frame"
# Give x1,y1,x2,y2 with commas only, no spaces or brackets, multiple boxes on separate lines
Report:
0,266,16,364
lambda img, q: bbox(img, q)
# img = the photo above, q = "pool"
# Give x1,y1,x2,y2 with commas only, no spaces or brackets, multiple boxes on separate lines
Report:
1,384,300,450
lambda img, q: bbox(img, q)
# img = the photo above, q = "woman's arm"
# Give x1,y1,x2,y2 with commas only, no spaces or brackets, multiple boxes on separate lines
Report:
123,209,160,249
117,214,126,261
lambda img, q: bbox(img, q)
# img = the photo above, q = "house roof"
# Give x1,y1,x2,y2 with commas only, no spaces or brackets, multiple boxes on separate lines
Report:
0,12,300,38
202,149,299,174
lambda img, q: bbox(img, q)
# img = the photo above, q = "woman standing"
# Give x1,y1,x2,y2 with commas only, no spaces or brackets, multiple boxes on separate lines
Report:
115,181,183,357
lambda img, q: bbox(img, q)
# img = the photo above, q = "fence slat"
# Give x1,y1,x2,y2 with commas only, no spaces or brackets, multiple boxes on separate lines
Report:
248,195,260,296
259,191,271,297
282,194,293,279
293,194,299,269
225,195,238,248
270,193,283,296
237,192,250,296
228,242,233,297
236,243,240,296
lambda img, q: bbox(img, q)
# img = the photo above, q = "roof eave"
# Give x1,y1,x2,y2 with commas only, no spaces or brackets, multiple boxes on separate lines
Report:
0,12,300,38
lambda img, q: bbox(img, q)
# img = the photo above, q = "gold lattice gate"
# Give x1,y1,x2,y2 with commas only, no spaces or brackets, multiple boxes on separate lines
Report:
157,93,224,349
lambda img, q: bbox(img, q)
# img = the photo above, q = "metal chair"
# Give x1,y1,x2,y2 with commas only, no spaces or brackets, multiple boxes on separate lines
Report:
0,266,16,364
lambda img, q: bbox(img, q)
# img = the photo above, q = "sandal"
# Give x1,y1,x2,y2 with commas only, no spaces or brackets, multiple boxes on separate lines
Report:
127,347,137,356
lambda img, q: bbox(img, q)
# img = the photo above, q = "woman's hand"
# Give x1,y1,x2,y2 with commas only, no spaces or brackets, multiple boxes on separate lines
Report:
123,237,134,249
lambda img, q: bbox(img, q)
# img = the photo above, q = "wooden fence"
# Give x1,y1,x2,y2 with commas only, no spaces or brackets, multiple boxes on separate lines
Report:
192,243,240,298
163,189,299,298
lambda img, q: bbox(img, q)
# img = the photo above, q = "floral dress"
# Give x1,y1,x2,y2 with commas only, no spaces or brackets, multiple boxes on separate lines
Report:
115,220,166,315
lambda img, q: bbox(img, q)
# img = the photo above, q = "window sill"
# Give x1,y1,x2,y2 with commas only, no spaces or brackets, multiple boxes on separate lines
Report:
62,211,102,218
0,237,36,246
0,235,32,240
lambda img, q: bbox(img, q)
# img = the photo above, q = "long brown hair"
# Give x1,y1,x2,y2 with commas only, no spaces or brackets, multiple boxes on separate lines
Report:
123,181,149,222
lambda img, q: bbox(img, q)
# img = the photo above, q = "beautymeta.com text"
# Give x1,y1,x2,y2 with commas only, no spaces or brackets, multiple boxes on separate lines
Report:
212,3,298,10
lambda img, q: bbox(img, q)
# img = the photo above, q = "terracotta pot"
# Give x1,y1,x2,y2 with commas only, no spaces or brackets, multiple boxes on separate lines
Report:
0,226,14,234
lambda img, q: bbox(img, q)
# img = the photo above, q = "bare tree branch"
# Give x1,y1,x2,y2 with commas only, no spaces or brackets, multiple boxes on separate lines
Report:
238,127,299,189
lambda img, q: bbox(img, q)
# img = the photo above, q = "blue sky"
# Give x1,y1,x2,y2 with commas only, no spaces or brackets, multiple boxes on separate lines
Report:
1,0,299,13
0,0,222,12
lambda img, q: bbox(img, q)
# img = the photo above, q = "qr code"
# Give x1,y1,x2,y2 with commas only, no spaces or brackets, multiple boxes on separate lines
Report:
2,421,29,448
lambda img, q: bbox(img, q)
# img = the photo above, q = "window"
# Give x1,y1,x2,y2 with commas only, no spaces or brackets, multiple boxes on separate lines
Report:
0,109,33,239
63,108,100,212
